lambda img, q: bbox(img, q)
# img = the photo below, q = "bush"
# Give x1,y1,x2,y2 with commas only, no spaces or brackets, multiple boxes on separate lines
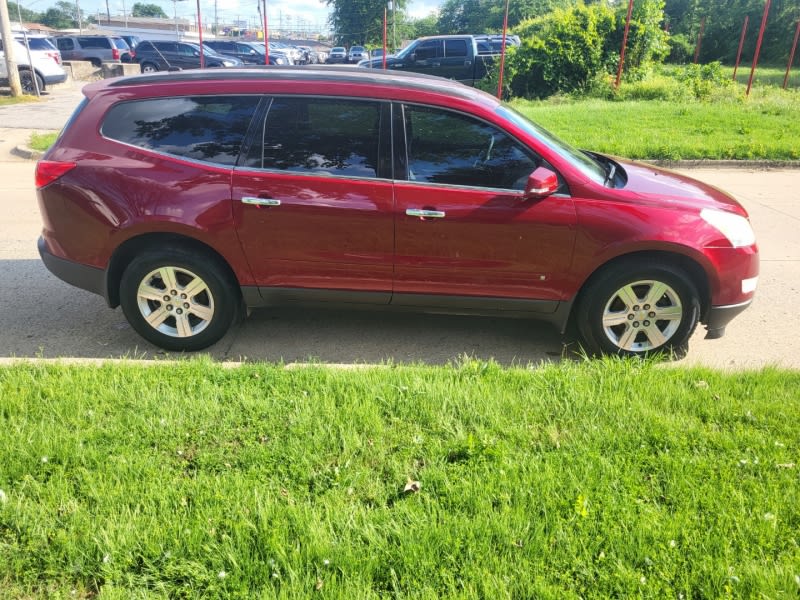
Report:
506,3,617,99
667,33,694,64
676,61,736,100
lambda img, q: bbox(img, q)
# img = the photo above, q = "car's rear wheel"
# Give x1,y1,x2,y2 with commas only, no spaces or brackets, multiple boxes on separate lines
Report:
140,62,159,73
120,248,240,351
576,260,700,358
19,70,44,94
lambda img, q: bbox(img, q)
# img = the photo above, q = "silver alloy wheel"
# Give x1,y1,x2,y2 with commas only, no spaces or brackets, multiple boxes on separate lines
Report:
136,266,215,338
601,279,683,352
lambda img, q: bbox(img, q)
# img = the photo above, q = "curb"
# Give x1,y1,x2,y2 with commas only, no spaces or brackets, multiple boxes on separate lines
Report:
11,144,42,160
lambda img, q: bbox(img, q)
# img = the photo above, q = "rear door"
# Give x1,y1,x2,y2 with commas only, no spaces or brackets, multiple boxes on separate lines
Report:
231,96,395,302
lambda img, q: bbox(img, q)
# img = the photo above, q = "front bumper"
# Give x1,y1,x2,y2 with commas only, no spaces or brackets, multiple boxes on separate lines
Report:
704,299,753,339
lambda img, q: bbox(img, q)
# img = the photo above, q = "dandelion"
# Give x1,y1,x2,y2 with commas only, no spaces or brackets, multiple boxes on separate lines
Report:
323,559,330,566
218,570,227,579
160,418,167,426
669,539,677,548
640,576,647,584
763,512,775,521
102,554,110,564
41,456,48,463
0,489,7,504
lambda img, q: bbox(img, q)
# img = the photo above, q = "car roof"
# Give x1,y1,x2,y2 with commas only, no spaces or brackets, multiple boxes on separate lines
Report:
85,66,498,106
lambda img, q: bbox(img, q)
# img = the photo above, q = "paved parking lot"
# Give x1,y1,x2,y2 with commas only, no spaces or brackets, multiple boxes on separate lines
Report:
1,86,798,368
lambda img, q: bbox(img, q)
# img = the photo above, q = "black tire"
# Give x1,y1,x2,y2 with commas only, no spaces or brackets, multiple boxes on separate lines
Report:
140,62,159,73
576,260,700,358
19,70,44,95
90,58,102,68
119,247,241,352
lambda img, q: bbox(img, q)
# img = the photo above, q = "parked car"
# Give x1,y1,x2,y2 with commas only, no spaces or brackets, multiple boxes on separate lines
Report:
327,46,347,63
53,35,131,66
348,45,368,63
204,40,288,65
0,33,67,94
134,40,242,72
35,68,758,354
119,34,142,61
359,34,501,86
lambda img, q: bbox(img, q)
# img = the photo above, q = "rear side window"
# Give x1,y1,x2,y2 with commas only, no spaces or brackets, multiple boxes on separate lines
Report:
245,97,383,178
79,37,111,49
444,39,467,58
56,38,74,51
102,96,260,166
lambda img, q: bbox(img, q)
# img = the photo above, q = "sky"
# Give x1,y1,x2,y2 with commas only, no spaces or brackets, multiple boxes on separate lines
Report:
61,0,444,35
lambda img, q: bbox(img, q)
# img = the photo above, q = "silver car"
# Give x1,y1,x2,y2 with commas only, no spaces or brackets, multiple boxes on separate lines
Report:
348,46,368,63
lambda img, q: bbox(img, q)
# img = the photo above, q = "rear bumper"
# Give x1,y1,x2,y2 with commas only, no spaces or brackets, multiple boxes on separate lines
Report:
42,72,68,85
704,299,753,339
38,236,106,299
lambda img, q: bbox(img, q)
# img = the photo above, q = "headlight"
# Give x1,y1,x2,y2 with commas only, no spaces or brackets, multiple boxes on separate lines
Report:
700,208,756,248
222,60,236,66
275,57,287,65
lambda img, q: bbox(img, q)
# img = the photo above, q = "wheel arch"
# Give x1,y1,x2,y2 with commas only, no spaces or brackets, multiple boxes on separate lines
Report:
105,232,239,308
567,250,711,332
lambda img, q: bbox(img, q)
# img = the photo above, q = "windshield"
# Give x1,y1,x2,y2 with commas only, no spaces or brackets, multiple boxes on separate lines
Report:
497,105,606,184
113,38,129,49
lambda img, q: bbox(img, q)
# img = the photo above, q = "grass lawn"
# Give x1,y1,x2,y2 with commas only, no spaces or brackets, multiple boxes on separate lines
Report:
1,359,799,598
513,91,800,161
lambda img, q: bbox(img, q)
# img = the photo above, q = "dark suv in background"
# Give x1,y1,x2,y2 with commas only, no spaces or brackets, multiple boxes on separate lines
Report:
134,40,241,72
53,35,131,65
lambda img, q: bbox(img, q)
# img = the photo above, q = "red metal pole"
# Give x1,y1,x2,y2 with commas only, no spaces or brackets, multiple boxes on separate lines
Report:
784,20,800,89
496,0,510,99
693,17,705,63
733,16,749,81
196,0,204,68
747,0,772,96
615,0,634,89
383,7,387,69
261,0,270,65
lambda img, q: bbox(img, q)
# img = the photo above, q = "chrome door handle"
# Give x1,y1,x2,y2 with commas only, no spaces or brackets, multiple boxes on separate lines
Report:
406,209,446,218
242,196,281,206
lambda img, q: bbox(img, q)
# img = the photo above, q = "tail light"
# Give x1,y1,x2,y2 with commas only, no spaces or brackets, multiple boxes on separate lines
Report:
112,48,120,60
36,160,77,188
47,51,61,64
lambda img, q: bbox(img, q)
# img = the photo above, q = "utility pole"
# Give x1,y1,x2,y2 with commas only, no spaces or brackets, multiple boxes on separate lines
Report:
0,0,23,96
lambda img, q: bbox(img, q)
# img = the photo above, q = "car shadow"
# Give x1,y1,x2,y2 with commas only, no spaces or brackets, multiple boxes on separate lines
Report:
0,259,572,366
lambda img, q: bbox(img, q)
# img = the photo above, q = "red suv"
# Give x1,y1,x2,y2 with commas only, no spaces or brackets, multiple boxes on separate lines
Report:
36,69,758,355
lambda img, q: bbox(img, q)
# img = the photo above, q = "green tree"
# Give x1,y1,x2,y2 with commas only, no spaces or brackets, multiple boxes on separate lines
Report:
39,0,87,28
327,0,408,46
8,1,42,23
436,0,572,35
131,2,169,18
409,14,439,38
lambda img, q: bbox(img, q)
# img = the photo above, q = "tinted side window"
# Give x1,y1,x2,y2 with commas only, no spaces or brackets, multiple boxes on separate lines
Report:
102,96,260,166
79,37,111,49
247,97,382,178
56,38,74,51
403,104,539,191
444,39,467,58
415,40,443,60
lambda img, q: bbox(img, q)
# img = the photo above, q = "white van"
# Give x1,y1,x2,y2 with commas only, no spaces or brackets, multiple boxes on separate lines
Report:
0,34,67,94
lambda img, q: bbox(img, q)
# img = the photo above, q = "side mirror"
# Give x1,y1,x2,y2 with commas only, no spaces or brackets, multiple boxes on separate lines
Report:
524,166,559,200
409,52,416,63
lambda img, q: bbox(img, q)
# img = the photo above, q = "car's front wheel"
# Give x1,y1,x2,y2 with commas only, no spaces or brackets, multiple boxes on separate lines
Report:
120,248,240,351
577,260,700,357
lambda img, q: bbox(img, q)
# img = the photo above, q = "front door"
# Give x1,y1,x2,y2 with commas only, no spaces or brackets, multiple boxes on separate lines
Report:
232,96,395,302
393,103,577,309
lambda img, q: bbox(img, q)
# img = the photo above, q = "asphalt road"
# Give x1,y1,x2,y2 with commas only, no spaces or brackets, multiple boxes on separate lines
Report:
1,86,798,368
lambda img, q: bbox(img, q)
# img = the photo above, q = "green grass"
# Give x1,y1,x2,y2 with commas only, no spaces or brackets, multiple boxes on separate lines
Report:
28,132,58,152
513,90,800,160
1,359,799,598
